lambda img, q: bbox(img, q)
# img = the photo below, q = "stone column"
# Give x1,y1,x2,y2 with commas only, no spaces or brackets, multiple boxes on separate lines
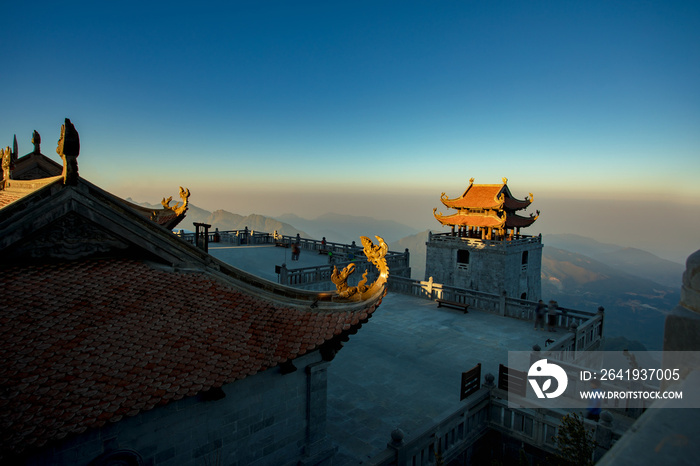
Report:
302,361,335,465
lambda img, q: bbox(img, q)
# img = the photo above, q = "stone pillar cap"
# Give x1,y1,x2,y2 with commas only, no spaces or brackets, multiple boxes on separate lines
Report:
681,249,700,313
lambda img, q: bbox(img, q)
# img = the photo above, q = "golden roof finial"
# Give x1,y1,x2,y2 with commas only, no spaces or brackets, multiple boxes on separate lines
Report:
502,177,508,184
331,236,389,301
469,177,475,184
161,186,190,216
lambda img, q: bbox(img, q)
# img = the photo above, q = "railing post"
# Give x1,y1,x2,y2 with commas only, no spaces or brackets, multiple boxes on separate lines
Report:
593,411,614,462
530,344,541,366
279,264,288,285
193,222,211,252
387,428,406,465
570,321,579,355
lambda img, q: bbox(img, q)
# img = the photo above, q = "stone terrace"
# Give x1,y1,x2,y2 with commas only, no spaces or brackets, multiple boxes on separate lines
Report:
209,245,563,465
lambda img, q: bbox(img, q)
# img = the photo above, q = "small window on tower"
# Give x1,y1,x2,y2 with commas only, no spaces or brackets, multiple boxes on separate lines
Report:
457,249,470,270
522,251,529,265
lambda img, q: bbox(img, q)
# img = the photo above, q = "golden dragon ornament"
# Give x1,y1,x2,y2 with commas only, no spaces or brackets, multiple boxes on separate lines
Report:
331,236,389,301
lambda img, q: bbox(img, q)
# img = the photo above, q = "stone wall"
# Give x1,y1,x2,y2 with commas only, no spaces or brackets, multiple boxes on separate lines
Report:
425,234,542,301
26,352,333,466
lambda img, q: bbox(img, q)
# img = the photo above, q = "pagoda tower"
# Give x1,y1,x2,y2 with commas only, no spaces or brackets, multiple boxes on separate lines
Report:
425,177,543,301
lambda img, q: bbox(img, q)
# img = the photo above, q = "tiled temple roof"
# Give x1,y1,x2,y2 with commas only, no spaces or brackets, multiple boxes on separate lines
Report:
440,181,532,212
435,178,537,231
432,210,538,229
441,184,505,210
0,258,381,459
432,210,505,228
0,121,388,462
505,212,539,228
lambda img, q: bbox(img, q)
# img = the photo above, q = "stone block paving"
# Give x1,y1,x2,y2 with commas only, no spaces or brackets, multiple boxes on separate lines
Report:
327,293,557,464
210,244,330,282
209,246,566,465
327,293,562,465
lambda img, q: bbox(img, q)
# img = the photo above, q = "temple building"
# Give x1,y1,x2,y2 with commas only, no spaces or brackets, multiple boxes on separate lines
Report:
0,120,388,466
5,130,63,180
426,177,543,301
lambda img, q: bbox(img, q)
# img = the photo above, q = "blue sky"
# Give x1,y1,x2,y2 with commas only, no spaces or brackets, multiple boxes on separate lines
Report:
2,1,699,261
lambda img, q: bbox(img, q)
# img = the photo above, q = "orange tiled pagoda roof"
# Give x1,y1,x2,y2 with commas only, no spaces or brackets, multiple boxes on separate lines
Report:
506,212,539,228
440,178,532,212
432,209,505,228
434,177,538,231
432,210,538,228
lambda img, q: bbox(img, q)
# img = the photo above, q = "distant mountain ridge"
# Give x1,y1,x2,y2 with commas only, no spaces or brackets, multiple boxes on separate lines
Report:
544,233,683,288
124,199,309,238
541,245,677,350
276,212,419,245
389,231,431,280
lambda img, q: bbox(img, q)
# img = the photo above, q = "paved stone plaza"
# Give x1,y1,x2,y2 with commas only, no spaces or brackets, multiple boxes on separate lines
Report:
209,245,561,464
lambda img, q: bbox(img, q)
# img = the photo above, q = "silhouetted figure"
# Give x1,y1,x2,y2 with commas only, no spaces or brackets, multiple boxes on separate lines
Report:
587,379,602,421
534,300,546,330
547,300,558,332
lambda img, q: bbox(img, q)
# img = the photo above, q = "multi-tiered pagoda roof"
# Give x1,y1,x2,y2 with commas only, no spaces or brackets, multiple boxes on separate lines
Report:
433,177,539,240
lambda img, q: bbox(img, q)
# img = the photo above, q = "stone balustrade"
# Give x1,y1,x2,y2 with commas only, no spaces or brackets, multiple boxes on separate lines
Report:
368,382,624,465
428,231,542,249
178,229,276,246
278,251,411,289
177,229,412,287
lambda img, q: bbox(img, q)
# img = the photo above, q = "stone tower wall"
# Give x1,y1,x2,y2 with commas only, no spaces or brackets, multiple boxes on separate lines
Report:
425,235,542,301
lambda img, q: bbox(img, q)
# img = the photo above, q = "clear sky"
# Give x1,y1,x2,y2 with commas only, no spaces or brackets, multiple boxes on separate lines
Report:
2,1,699,262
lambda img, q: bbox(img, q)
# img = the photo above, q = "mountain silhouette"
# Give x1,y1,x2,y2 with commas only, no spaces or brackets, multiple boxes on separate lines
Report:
124,199,309,238
276,212,419,245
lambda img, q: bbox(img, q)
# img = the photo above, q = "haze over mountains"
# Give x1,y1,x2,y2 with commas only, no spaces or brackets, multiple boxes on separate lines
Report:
127,199,310,238
276,213,421,245
130,199,684,350
543,234,684,288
